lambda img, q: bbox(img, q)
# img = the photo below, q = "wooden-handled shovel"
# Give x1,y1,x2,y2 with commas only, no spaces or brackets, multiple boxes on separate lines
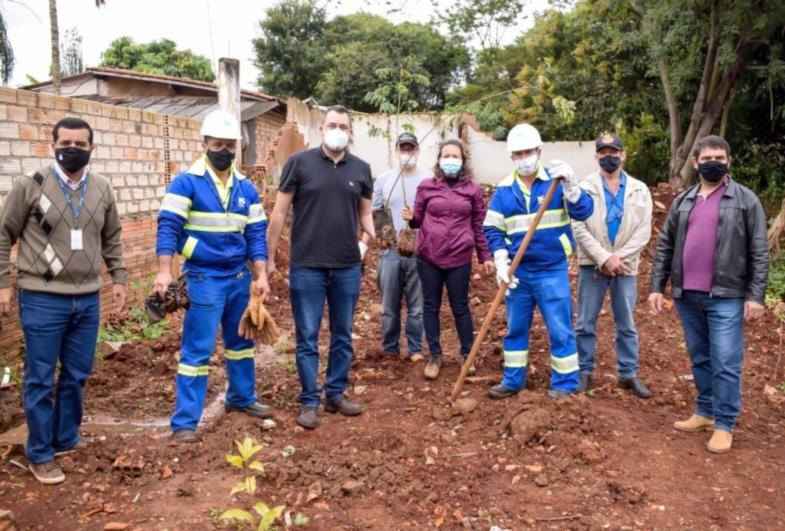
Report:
450,178,560,401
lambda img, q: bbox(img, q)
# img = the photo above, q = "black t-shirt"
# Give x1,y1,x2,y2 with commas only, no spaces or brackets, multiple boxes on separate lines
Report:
279,147,373,268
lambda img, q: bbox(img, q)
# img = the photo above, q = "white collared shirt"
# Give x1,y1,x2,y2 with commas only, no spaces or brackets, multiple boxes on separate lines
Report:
53,162,88,191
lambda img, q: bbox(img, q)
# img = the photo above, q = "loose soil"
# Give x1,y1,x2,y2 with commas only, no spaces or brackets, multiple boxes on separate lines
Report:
1,185,784,530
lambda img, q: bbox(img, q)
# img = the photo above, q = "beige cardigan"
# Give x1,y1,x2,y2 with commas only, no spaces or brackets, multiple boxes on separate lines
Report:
572,172,652,275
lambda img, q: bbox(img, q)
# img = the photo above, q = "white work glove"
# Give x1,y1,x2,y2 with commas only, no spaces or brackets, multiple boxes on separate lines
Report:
549,159,580,203
494,250,519,294
359,241,368,260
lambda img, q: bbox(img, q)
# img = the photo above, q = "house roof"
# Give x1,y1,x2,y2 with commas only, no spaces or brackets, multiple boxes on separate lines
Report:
23,66,282,102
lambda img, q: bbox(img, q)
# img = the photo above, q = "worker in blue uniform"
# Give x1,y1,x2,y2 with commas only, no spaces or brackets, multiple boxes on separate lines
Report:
483,123,593,399
154,109,271,442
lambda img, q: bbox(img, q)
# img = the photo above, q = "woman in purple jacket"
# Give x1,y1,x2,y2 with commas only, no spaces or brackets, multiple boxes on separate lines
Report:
402,139,493,380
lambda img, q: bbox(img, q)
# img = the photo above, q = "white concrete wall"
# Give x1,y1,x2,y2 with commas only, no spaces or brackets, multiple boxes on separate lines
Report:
288,99,461,178
466,127,597,185
287,99,597,183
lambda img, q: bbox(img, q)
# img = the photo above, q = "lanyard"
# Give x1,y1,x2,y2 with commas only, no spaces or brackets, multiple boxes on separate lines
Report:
55,169,88,227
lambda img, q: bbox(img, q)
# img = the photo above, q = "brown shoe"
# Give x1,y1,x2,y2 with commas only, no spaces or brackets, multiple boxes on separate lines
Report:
54,438,87,457
172,429,199,443
423,356,442,380
29,461,65,485
673,414,715,433
707,429,733,453
324,396,362,416
409,353,425,363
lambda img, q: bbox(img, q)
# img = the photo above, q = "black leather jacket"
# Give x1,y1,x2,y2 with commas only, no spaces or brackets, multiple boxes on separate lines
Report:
650,177,769,303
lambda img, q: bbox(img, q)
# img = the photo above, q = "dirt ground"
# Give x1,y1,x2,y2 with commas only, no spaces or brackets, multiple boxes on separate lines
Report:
1,185,784,530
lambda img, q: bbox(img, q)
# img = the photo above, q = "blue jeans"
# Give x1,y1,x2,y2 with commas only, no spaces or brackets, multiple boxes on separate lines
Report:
19,290,100,464
377,250,423,355
674,291,745,432
171,271,256,432
290,266,361,407
416,259,474,356
575,266,640,379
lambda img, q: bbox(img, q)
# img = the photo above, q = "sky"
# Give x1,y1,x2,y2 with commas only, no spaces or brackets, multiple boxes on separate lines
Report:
4,0,546,90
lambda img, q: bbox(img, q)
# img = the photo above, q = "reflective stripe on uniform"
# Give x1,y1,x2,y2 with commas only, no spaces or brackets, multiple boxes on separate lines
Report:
504,350,528,368
558,232,572,258
247,203,266,224
182,236,198,259
483,209,506,231
161,193,192,218
551,353,579,374
185,210,247,232
178,363,209,377
505,209,569,234
225,348,255,360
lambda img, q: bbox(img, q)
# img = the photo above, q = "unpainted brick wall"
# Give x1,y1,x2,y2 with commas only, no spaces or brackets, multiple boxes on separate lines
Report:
0,87,282,353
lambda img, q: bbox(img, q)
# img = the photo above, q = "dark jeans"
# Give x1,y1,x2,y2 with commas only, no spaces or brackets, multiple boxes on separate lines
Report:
377,249,423,355
289,265,362,407
674,290,745,432
19,289,100,464
416,258,473,357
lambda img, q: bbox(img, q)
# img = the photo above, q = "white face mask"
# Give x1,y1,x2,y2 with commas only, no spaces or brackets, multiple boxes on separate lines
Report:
514,153,539,176
323,128,349,151
399,153,417,169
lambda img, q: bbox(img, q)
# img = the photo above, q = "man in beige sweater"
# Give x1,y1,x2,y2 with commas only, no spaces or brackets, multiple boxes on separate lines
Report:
0,117,127,484
572,133,652,398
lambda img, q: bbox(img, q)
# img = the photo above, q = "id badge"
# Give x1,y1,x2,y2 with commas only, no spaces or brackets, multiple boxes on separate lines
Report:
70,229,84,251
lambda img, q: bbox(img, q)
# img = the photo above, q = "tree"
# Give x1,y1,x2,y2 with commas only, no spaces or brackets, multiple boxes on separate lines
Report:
61,27,83,77
252,0,328,99
0,11,13,84
100,37,215,81
629,0,785,187
252,3,469,110
48,0,60,94
433,0,525,51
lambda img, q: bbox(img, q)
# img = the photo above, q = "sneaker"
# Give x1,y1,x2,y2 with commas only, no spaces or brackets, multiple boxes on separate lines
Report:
324,396,363,416
54,438,87,457
423,356,442,380
29,461,65,485
225,401,274,419
172,429,199,443
297,407,319,429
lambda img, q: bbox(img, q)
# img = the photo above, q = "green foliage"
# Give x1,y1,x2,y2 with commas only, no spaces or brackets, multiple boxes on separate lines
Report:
97,307,167,349
0,12,14,84
100,36,214,81
766,255,785,305
61,27,83,77
225,436,264,472
435,0,525,51
730,141,785,211
253,4,469,110
253,503,285,531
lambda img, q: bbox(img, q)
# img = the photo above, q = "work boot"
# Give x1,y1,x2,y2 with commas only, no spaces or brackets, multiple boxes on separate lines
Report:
172,429,198,443
226,401,273,419
54,438,87,457
409,353,425,363
488,384,520,399
577,373,592,394
707,429,733,454
324,395,363,416
461,356,476,376
423,355,442,380
548,389,574,400
673,414,715,433
297,407,319,430
619,377,652,398
29,461,65,485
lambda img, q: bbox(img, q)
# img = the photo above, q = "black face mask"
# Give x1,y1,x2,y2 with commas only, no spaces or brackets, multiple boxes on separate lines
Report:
599,155,622,174
55,147,91,173
207,148,235,171
697,160,728,183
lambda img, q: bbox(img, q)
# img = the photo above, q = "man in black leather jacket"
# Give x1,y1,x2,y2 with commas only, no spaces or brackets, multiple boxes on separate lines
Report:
648,135,769,454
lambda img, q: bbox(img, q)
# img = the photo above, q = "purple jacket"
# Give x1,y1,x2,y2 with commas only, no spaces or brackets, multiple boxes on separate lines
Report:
411,178,492,269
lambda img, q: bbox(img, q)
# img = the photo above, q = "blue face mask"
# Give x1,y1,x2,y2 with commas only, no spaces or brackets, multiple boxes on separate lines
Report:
439,158,462,177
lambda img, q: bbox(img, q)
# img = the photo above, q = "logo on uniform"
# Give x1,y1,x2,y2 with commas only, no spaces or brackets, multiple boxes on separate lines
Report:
238,197,247,207
349,181,355,187
537,195,544,204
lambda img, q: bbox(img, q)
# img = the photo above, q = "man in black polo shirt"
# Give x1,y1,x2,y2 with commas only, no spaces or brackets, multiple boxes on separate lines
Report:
267,105,376,429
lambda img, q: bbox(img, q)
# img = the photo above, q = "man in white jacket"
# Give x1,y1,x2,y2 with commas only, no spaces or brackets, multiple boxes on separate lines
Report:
572,133,653,398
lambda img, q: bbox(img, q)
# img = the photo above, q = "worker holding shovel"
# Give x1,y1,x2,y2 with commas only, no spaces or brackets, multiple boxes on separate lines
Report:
483,123,593,399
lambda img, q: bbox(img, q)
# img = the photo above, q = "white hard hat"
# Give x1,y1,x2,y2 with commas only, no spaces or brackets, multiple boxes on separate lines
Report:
200,109,241,140
506,123,542,152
